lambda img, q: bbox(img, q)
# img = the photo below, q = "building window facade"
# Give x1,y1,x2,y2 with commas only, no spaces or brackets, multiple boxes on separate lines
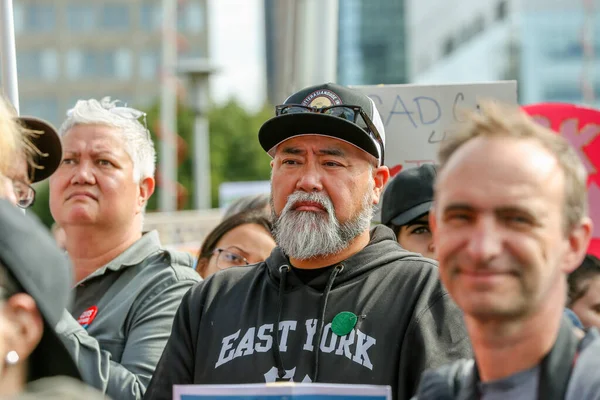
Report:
20,3,56,33
100,4,130,30
17,50,59,81
66,49,133,80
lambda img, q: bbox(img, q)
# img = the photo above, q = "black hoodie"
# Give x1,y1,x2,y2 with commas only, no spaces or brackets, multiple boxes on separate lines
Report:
144,226,472,400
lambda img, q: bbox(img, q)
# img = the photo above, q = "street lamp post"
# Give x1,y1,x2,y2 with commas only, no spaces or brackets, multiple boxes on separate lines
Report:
159,0,178,212
0,0,19,112
178,58,218,210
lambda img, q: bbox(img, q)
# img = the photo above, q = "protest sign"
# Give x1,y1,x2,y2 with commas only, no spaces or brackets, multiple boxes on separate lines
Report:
354,81,518,176
173,383,391,400
522,103,600,258
219,181,271,209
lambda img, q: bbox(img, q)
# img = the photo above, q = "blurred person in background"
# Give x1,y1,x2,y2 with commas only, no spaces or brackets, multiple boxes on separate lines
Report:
0,98,103,397
568,254,600,330
48,98,200,400
222,193,271,220
0,97,62,208
380,164,436,260
0,96,22,188
14,115,63,201
196,210,275,278
0,199,107,399
414,101,600,400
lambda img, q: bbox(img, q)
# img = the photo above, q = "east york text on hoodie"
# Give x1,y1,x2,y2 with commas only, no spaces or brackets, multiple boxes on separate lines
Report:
144,226,473,400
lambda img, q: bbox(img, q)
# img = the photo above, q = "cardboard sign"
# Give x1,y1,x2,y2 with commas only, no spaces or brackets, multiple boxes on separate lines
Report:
219,181,271,209
173,383,391,400
522,103,600,257
354,81,518,176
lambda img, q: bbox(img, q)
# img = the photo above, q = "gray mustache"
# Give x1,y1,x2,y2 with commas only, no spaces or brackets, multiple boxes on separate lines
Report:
283,192,334,215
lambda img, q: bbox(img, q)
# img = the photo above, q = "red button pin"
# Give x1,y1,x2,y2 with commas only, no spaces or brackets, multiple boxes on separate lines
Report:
77,306,98,329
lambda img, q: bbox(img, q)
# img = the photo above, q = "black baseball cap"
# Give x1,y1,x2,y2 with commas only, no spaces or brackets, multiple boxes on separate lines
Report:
18,116,63,183
258,83,386,166
381,164,438,227
0,199,81,381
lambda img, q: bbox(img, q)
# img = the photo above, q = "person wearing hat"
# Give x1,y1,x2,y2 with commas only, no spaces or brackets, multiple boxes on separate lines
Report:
0,98,105,398
0,200,107,398
0,97,22,184
19,116,63,183
145,83,471,400
381,164,437,260
0,98,62,209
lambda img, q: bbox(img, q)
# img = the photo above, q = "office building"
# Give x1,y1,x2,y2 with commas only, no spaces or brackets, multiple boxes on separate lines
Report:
337,0,408,86
408,0,514,84
410,0,600,107
264,0,338,105
9,0,207,127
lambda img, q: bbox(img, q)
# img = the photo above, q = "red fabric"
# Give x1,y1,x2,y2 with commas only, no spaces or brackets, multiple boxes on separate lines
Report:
522,103,600,257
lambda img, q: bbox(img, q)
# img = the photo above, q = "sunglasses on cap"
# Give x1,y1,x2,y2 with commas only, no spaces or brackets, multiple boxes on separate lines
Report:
275,104,385,165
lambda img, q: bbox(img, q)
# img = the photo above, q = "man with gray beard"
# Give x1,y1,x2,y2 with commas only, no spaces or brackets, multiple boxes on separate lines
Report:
272,185,373,260
145,83,472,400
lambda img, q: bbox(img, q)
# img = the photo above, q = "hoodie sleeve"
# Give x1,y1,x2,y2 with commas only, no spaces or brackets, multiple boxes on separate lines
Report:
397,270,472,399
143,285,199,400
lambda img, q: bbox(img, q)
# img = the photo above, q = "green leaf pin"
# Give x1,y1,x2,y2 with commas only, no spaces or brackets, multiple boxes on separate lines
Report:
331,311,358,336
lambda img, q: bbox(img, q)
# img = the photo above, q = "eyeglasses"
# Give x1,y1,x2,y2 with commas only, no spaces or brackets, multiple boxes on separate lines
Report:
12,179,36,209
213,248,250,270
275,104,385,164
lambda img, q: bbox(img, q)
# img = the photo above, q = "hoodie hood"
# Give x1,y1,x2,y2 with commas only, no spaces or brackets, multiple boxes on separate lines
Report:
263,225,430,382
265,225,424,290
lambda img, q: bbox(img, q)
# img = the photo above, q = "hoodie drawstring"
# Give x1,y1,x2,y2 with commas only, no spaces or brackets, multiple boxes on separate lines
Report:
271,263,344,382
312,264,343,382
273,265,290,380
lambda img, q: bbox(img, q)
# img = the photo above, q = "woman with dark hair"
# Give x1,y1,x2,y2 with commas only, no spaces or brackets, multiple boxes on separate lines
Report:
568,254,600,330
196,211,276,278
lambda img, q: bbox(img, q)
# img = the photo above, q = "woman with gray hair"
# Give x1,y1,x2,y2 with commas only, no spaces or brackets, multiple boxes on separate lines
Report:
48,98,200,400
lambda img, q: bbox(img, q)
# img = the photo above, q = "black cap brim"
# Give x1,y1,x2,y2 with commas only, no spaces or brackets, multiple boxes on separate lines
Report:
19,116,62,183
389,201,433,227
258,113,379,160
29,319,82,382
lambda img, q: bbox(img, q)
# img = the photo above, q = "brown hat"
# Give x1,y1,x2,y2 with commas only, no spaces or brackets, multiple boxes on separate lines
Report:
19,116,62,183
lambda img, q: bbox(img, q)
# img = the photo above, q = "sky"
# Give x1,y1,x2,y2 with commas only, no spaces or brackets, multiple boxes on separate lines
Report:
208,0,267,113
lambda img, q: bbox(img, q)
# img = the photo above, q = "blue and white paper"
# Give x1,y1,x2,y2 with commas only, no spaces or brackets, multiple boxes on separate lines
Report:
173,383,391,400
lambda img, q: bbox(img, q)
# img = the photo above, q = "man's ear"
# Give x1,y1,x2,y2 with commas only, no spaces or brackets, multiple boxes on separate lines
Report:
563,217,593,273
371,165,390,205
5,294,44,361
137,177,156,212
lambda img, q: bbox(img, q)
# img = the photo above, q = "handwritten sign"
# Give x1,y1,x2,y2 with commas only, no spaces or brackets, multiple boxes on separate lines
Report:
219,180,271,209
173,383,391,400
522,103,600,258
353,81,518,176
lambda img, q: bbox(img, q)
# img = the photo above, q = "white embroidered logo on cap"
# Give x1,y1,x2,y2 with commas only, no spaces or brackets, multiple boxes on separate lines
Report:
301,90,342,109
